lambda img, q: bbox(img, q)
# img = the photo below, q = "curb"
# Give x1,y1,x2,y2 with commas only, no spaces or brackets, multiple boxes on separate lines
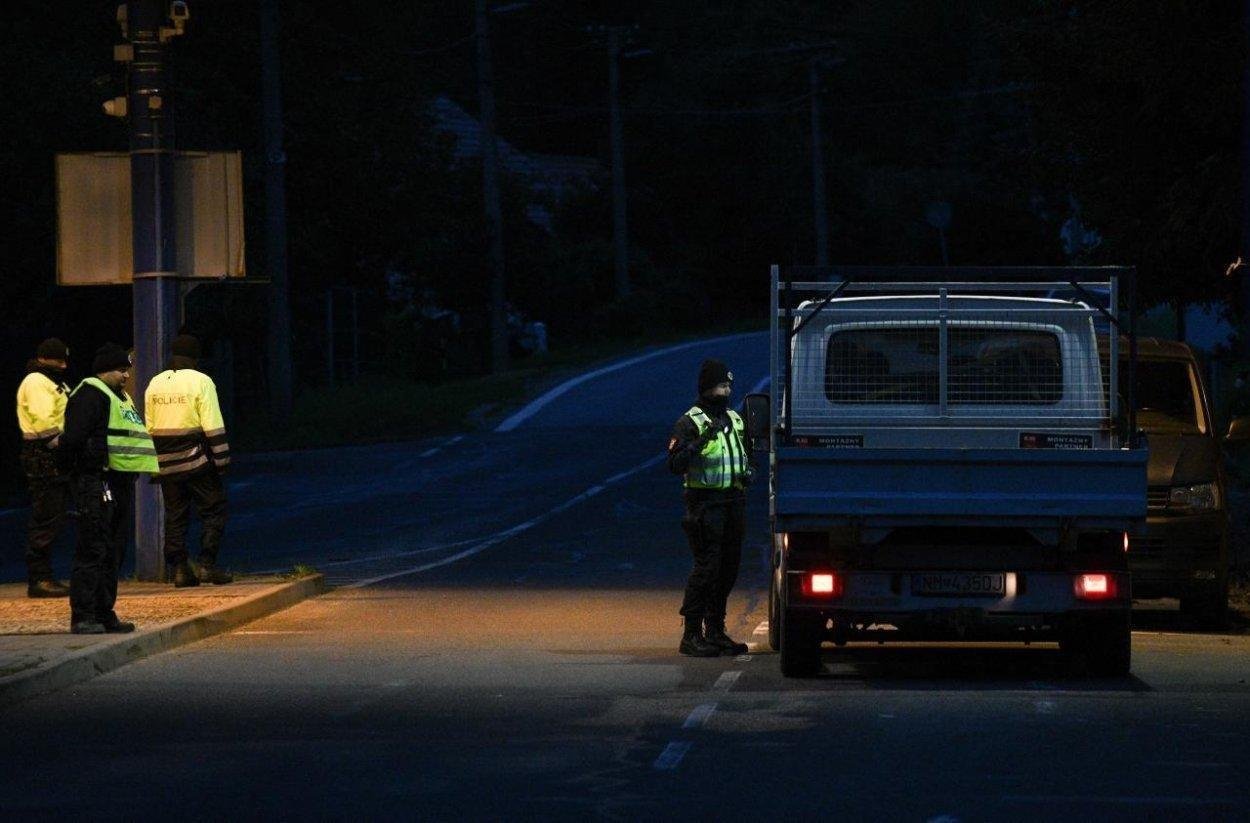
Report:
0,574,326,707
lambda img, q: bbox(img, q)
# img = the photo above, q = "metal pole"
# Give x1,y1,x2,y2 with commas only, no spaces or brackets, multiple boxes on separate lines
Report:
261,0,293,417
128,0,179,582
476,0,508,374
608,28,631,299
809,59,830,268
325,289,335,386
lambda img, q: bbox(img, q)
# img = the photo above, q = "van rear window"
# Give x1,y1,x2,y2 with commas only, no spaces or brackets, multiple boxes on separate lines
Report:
825,328,1062,405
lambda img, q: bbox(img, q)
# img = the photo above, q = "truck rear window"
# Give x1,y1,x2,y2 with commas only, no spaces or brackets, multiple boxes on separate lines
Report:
825,328,1063,405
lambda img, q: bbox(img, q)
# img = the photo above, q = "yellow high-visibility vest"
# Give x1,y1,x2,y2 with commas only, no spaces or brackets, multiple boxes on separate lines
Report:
145,368,230,476
16,371,68,442
683,407,748,490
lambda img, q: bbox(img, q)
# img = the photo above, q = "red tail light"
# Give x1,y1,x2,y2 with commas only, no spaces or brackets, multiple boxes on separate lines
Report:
1074,573,1118,600
802,572,843,598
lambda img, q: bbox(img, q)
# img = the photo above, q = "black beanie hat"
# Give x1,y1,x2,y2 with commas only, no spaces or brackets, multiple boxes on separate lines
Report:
171,334,202,360
697,358,732,395
92,343,131,374
36,338,69,360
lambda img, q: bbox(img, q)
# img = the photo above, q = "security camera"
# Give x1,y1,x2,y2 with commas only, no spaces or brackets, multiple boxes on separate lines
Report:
161,1,189,40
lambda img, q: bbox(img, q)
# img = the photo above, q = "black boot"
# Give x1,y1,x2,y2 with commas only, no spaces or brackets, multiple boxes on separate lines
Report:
172,561,200,588
197,560,233,585
704,616,749,656
28,579,70,598
679,616,721,657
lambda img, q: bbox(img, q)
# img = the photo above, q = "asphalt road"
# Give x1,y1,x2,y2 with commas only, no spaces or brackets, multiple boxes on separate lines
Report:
3,332,1250,820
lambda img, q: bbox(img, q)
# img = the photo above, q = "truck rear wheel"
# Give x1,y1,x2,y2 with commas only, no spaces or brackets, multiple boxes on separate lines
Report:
779,608,822,677
1061,613,1131,677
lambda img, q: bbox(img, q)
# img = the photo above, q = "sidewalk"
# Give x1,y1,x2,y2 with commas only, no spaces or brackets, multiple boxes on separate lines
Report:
0,573,325,705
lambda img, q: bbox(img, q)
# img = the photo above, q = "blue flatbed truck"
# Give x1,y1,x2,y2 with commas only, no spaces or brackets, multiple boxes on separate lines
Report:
742,267,1148,677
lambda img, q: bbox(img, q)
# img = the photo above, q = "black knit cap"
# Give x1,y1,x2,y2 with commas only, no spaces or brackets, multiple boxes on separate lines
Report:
91,343,131,374
697,358,733,395
171,334,201,360
36,338,68,360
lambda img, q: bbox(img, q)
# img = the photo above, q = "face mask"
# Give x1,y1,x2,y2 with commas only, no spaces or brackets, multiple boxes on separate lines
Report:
702,395,729,415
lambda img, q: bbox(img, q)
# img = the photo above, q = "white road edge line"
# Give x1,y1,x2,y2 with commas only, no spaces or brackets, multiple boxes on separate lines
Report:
652,741,692,771
346,453,666,588
495,331,768,432
682,703,718,730
711,671,741,693
419,448,440,458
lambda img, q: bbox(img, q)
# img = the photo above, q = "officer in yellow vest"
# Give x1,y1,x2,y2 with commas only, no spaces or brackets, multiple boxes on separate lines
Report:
15,338,73,597
144,334,232,587
666,359,753,657
59,344,159,634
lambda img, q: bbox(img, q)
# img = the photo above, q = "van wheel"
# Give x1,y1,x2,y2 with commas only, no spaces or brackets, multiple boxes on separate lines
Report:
1180,581,1229,630
779,608,822,678
1061,613,1131,677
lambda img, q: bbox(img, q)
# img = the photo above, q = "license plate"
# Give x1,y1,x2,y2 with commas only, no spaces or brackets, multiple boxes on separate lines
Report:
911,572,1005,596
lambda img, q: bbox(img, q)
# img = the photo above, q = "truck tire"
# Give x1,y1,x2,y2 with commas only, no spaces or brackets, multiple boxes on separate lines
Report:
1180,580,1229,630
1061,613,1131,677
779,608,822,678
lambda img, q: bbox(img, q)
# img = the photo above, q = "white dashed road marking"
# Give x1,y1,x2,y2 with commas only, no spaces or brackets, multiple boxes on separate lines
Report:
682,703,718,730
652,742,693,771
711,671,741,693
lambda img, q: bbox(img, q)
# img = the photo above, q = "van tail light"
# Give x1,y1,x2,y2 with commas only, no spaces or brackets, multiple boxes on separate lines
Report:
1074,573,1118,601
802,572,843,598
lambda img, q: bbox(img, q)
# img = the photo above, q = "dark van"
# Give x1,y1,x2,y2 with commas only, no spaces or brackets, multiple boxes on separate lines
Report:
1125,339,1231,625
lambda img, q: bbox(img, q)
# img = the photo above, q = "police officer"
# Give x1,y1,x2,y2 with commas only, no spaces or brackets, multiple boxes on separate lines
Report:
60,344,158,634
144,334,232,587
667,358,752,657
15,338,73,597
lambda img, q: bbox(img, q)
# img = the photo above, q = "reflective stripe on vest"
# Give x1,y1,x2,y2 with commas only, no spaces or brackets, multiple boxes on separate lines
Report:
73,377,160,474
682,407,747,490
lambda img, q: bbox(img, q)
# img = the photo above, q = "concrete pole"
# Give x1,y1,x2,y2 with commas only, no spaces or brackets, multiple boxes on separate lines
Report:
127,0,179,582
261,0,293,417
809,58,830,268
476,0,508,374
608,28,631,299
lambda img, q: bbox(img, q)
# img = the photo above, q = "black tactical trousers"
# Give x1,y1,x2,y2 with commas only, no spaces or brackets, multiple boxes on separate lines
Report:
160,468,228,565
21,444,71,583
679,493,746,620
69,472,133,625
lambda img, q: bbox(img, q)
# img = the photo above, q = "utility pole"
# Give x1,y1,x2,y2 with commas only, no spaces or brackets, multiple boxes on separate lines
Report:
1241,0,1250,343
809,57,830,268
261,0,293,417
124,0,186,581
608,28,631,299
476,0,508,374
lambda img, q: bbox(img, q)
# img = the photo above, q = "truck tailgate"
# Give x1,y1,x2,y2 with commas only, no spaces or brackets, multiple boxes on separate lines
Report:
774,447,1146,525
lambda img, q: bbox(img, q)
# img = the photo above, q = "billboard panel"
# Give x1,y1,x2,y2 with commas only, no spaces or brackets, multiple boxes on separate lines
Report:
56,151,246,285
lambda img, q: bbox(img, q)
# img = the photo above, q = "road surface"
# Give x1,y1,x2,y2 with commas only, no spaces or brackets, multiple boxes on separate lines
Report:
2,332,1249,820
